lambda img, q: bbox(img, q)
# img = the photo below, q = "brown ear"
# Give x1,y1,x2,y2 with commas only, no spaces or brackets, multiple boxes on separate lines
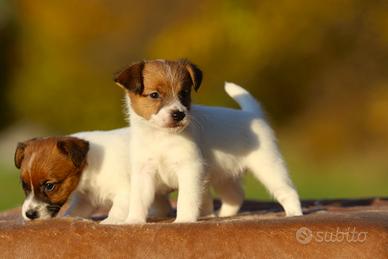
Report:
14,142,27,169
57,138,89,168
114,61,145,94
185,62,202,92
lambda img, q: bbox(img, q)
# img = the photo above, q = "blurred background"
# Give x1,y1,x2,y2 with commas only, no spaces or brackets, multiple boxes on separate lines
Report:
0,0,387,210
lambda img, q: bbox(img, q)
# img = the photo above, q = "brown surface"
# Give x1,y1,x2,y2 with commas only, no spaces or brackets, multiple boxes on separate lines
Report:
1,198,387,258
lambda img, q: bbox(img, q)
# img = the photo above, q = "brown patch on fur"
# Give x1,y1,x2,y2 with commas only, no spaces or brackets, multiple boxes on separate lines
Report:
115,59,202,120
114,61,145,94
14,142,27,169
16,137,89,206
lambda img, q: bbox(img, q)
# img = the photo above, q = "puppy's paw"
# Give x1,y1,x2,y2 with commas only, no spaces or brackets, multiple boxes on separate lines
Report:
218,210,238,218
173,217,197,223
285,210,303,217
125,217,146,225
285,207,303,217
100,217,125,225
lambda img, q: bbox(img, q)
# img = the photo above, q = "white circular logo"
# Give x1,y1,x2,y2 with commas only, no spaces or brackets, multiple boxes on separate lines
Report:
296,227,313,244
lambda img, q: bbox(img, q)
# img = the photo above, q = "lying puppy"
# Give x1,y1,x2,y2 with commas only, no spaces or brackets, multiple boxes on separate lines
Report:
115,59,303,224
15,128,171,224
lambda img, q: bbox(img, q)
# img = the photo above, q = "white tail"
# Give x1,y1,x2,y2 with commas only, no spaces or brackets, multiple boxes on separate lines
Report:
224,82,262,116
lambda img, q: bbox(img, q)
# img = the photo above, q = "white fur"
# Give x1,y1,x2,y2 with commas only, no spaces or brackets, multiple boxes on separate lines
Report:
194,83,302,217
125,82,302,223
66,128,171,224
127,111,205,223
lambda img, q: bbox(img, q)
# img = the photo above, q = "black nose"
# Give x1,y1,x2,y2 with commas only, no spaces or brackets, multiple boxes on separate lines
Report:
25,209,39,220
171,110,186,122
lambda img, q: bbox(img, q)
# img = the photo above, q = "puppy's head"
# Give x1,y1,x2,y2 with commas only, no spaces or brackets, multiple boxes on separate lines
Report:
14,137,89,221
115,59,202,130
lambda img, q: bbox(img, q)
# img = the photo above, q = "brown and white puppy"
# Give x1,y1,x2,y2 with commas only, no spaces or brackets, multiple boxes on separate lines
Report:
116,59,206,223
15,128,173,223
116,60,302,224
15,137,88,220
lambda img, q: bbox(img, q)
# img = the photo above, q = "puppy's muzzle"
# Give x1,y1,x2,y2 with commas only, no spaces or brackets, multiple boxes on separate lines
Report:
171,110,186,122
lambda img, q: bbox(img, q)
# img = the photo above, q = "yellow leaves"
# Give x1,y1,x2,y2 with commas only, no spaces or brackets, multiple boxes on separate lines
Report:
365,83,388,139
5,0,388,160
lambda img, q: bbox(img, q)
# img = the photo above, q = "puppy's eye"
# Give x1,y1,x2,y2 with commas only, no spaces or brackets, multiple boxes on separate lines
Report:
44,182,56,192
149,92,160,99
21,181,29,191
180,89,190,97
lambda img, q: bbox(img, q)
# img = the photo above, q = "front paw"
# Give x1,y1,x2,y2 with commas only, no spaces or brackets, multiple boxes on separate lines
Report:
173,217,197,223
285,209,303,217
125,217,146,225
100,217,125,225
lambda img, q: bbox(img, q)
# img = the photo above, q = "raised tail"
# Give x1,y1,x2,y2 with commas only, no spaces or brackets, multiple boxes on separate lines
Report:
224,82,262,116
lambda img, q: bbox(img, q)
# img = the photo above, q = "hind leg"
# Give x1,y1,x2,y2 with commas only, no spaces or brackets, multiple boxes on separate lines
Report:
213,177,244,217
246,152,302,217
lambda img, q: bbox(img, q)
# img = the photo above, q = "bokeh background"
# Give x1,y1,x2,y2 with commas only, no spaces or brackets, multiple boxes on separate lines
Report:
0,0,387,210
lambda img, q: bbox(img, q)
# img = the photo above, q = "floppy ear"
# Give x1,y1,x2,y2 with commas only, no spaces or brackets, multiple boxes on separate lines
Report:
14,142,27,169
57,138,89,168
114,61,145,94
185,62,203,92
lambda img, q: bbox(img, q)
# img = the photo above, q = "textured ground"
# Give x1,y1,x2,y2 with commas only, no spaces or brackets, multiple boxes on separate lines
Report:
0,198,387,258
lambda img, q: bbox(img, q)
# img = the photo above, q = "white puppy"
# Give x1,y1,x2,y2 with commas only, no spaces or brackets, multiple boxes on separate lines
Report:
115,59,302,224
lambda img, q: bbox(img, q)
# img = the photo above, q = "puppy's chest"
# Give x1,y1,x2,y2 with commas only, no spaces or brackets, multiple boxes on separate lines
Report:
153,157,180,191
131,129,195,190
134,132,184,149
140,151,182,191
135,154,181,192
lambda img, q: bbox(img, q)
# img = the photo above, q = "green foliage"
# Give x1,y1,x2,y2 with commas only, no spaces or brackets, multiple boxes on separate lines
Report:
0,167,23,211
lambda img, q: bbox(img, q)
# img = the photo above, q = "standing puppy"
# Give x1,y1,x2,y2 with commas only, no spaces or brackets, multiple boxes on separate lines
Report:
116,60,302,223
116,59,205,223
